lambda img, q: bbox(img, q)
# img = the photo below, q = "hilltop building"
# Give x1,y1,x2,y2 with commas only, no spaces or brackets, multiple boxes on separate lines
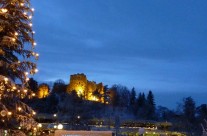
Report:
67,73,104,103
37,83,49,99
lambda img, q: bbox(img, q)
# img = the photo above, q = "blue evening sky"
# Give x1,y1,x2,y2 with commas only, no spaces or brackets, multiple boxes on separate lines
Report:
31,0,207,109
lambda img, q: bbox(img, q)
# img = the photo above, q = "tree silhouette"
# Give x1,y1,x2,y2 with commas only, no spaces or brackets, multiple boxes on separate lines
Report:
146,90,156,119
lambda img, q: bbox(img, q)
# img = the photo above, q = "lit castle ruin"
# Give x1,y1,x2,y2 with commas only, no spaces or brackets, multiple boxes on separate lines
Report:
67,73,104,103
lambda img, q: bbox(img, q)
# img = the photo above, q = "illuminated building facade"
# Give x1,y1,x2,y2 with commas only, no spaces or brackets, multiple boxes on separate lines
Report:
37,84,49,98
67,73,104,103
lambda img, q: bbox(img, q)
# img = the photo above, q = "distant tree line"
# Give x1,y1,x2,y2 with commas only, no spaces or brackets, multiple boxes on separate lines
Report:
24,78,207,135
109,85,156,120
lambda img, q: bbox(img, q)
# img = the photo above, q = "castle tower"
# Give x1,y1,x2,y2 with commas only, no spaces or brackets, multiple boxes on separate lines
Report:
67,73,87,97
67,73,104,103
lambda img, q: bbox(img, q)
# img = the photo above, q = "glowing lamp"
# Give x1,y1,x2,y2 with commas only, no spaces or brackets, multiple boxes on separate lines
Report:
38,123,42,128
1,8,8,13
7,112,12,116
57,124,63,129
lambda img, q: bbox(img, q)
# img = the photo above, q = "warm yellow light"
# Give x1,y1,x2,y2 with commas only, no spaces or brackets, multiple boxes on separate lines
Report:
20,3,24,6
26,77,29,81
77,86,84,96
7,112,12,116
29,23,33,27
57,124,63,129
25,72,29,75
23,12,27,15
34,69,38,73
32,111,36,115
12,86,16,90
33,127,37,131
32,93,35,96
4,78,8,82
1,8,8,13
12,38,16,42
92,96,98,101
18,107,22,111
15,32,18,36
24,89,27,93
29,15,32,19
35,53,39,57
38,123,42,128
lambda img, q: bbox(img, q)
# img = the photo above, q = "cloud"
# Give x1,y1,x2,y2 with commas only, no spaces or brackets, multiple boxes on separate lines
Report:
31,0,207,108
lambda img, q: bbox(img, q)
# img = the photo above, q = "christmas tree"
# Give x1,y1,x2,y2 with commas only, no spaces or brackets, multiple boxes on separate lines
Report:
0,0,38,134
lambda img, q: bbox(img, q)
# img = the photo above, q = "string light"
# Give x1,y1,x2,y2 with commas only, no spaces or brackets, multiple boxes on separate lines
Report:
1,8,8,13
18,107,22,111
0,0,38,130
12,38,15,41
34,69,38,73
32,111,36,115
24,72,29,75
24,89,27,93
12,86,16,90
7,112,12,116
4,78,8,82
26,77,29,81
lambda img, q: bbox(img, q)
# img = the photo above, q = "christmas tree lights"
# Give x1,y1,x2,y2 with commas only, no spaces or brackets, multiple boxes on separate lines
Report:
0,0,39,133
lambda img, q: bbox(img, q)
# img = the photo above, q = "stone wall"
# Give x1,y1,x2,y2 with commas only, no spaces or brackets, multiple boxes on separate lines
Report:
67,73,104,103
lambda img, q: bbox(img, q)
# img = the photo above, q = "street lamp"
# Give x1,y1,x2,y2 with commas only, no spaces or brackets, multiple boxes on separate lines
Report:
37,123,42,134
53,114,57,117
38,123,42,128
57,124,63,130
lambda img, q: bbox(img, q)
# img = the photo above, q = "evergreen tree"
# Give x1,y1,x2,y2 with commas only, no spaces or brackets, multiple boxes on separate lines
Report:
136,92,147,119
0,0,38,83
0,0,38,132
182,97,197,135
197,104,207,121
110,85,120,111
146,90,156,119
183,97,196,123
103,85,109,105
28,77,38,92
52,79,66,94
129,87,136,114
130,87,136,106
